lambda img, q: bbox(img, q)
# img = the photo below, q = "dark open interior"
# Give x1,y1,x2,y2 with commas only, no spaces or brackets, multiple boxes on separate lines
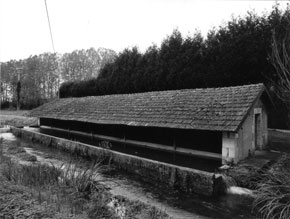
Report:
40,117,222,154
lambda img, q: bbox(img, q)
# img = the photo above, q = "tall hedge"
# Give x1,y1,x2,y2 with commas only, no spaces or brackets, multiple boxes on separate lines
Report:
59,8,290,128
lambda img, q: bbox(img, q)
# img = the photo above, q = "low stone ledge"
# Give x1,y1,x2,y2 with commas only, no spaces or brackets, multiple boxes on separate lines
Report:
11,127,223,196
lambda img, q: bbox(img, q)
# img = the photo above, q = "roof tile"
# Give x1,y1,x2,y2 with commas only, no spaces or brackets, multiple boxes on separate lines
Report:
28,83,265,132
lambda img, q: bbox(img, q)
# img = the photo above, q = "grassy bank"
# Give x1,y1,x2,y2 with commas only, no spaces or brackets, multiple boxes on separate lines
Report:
0,136,170,219
252,154,290,219
0,110,38,128
268,129,290,153
252,130,290,219
222,129,290,219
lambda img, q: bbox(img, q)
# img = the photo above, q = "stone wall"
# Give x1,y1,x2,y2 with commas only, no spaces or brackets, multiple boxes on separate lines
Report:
11,127,230,196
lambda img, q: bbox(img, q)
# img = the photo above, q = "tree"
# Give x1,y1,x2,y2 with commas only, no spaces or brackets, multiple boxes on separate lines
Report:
270,7,290,123
60,47,116,82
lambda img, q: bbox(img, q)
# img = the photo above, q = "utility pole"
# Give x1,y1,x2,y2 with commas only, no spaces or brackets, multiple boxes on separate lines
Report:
15,67,23,111
0,63,2,112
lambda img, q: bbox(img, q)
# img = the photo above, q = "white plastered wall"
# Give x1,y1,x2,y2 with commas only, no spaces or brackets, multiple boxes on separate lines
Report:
222,132,238,164
222,98,268,164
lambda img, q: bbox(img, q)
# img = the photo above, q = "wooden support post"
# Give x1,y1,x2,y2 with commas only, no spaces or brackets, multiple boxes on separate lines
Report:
173,132,176,164
90,124,93,142
123,127,126,149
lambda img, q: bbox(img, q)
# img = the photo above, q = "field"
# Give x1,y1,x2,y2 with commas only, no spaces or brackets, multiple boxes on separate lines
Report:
0,110,38,128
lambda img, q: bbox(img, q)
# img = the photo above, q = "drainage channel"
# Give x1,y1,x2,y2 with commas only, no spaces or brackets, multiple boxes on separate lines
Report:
1,130,257,219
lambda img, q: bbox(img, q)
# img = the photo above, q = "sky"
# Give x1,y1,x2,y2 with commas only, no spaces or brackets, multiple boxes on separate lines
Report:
0,0,289,62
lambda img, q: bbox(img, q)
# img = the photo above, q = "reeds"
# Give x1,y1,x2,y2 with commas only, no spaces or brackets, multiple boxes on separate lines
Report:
1,159,106,215
0,136,171,218
59,161,107,196
3,161,60,186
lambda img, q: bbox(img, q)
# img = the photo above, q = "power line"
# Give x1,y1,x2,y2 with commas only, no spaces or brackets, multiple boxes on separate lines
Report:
44,0,55,53
44,0,61,99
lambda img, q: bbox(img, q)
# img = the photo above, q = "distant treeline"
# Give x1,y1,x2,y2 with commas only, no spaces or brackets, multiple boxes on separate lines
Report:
0,48,116,109
59,8,290,128
60,8,289,98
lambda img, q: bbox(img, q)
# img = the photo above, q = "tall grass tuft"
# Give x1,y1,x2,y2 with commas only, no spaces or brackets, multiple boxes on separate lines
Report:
2,159,107,215
253,155,290,219
59,161,106,197
2,161,61,187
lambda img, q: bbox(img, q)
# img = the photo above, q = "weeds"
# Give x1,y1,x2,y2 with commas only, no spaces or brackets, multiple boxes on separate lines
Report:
2,161,60,187
88,192,117,219
0,137,3,158
253,155,290,219
1,158,109,216
59,160,106,197
99,141,112,150
0,134,171,219
144,208,169,219
5,142,38,162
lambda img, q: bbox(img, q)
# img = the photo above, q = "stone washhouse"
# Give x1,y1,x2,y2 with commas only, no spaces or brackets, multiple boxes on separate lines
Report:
28,83,272,164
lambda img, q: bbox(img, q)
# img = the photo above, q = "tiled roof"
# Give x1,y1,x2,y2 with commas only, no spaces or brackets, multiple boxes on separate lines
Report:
28,83,265,132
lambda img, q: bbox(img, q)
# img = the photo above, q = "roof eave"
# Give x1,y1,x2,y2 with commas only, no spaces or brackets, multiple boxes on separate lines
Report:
234,84,266,132
37,115,236,132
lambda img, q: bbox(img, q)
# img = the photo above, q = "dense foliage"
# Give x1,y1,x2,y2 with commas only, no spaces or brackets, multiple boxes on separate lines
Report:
60,8,289,99
58,8,290,128
0,48,116,109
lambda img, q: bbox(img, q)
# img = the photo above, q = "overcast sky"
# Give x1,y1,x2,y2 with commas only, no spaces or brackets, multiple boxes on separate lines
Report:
0,0,288,62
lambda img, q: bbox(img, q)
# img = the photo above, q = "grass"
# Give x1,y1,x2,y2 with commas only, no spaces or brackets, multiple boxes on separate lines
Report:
253,154,290,219
0,112,171,218
0,159,170,218
0,156,113,218
0,109,38,127
0,135,171,219
268,129,290,153
6,142,38,162
0,110,29,116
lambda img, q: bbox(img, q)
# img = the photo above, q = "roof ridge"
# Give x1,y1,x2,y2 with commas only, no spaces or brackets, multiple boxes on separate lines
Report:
71,83,264,99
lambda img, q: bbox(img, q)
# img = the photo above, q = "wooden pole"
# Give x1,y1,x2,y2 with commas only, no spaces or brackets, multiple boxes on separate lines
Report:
173,132,176,164
16,67,22,111
123,127,126,150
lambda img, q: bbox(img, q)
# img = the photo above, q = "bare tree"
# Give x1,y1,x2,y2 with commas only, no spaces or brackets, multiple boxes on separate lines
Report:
270,8,290,127
271,28,290,105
